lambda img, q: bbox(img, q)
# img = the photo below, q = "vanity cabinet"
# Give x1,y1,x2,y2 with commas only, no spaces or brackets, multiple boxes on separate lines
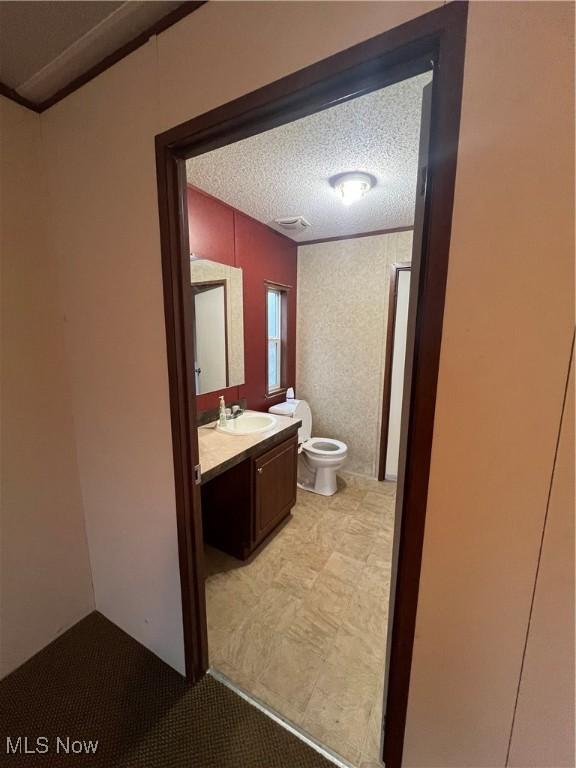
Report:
253,437,297,544
201,433,298,560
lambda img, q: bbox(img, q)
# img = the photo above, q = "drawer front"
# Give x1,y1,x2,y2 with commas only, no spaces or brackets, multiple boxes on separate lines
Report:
253,435,297,544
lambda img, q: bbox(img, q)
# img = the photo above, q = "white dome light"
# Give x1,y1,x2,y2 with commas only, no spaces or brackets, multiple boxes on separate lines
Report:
330,172,376,206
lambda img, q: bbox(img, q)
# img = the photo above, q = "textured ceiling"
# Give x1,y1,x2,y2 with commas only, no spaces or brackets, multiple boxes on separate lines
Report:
186,72,431,242
0,1,185,103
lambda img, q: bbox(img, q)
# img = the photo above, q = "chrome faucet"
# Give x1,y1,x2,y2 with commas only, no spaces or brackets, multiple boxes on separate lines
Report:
229,404,244,419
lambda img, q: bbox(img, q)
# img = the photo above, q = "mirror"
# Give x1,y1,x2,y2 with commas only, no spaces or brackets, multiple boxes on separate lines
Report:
190,258,245,395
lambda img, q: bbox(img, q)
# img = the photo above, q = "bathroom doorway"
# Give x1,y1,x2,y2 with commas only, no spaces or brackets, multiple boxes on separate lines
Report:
155,4,467,766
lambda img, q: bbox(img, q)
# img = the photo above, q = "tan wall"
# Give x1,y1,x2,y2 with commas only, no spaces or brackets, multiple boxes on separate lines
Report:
297,233,412,477
41,42,186,673
0,98,94,677
508,351,574,767
403,3,574,764
34,1,573,763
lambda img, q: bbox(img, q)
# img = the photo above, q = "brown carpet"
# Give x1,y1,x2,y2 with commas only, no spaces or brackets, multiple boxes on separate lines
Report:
0,612,334,767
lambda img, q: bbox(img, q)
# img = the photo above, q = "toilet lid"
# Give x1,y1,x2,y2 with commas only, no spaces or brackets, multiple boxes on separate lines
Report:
268,399,312,443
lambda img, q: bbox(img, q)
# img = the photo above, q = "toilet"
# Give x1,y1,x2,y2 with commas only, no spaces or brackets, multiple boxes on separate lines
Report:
268,398,347,496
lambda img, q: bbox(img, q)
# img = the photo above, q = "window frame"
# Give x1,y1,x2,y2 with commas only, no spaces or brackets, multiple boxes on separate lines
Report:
265,282,289,397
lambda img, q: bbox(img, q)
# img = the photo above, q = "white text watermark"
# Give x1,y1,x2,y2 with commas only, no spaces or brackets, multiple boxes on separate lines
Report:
5,736,99,756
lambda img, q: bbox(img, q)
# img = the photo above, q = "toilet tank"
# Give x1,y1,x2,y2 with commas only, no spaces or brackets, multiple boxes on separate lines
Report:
268,399,312,444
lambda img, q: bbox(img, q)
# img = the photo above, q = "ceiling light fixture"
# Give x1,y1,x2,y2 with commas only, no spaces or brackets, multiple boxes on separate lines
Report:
330,172,376,206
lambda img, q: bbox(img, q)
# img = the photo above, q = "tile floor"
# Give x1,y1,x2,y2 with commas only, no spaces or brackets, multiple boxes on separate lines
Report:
204,472,396,767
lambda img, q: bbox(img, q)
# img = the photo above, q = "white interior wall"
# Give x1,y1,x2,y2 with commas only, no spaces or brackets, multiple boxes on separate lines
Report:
42,41,185,674
0,98,95,678
14,2,572,764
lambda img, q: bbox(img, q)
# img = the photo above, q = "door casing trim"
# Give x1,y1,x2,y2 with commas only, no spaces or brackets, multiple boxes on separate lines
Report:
379,262,412,482
155,5,468,766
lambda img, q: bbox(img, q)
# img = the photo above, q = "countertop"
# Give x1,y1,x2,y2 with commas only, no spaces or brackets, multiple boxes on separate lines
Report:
198,410,301,483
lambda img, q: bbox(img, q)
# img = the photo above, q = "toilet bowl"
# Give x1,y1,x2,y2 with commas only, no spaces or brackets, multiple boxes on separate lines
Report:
268,399,347,496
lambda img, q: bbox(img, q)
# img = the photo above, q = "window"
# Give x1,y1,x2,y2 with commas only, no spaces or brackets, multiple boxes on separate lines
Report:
266,285,287,394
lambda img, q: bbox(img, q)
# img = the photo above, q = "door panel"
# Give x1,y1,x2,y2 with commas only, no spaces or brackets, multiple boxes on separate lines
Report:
253,436,297,544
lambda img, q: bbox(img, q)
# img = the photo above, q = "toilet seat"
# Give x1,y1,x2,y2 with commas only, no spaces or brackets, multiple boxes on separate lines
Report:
302,438,347,457
268,398,348,496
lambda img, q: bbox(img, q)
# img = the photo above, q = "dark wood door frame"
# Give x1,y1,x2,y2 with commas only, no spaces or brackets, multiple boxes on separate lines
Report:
379,263,412,482
155,4,467,766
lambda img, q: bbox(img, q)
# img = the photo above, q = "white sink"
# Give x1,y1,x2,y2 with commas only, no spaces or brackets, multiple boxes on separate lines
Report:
216,412,277,436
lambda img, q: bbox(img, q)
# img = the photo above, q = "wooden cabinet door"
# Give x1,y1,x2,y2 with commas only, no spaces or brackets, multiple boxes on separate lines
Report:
253,435,297,544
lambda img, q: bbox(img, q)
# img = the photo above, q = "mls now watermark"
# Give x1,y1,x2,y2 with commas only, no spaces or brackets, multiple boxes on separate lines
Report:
6,736,99,756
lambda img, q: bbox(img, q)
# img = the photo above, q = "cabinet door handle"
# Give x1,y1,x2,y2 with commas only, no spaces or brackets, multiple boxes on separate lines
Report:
257,467,263,474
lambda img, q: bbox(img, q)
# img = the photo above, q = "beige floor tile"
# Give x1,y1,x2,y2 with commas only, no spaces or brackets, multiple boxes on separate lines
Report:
256,584,302,624
291,505,324,533
344,589,389,639
323,551,365,585
360,696,384,764
273,519,308,550
207,565,264,605
205,580,254,635
305,510,350,551
311,651,380,707
347,515,384,537
366,545,391,570
335,530,375,562
258,636,325,711
363,490,395,511
241,550,286,588
340,472,394,495
300,716,362,766
284,538,333,572
284,601,341,658
329,494,362,513
296,489,334,511
205,477,396,767
272,559,320,599
338,471,375,489
220,587,300,677
358,562,391,597
306,571,355,623
250,680,306,727
368,539,393,568
212,658,258,693
332,622,387,669
302,654,378,758
340,489,369,505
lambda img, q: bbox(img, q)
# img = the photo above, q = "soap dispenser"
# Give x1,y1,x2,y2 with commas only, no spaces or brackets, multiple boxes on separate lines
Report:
218,395,227,427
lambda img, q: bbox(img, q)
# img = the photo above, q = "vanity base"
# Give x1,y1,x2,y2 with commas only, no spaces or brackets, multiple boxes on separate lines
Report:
201,433,298,561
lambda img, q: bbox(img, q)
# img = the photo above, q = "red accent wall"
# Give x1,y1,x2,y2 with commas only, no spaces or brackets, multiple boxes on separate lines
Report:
187,186,297,413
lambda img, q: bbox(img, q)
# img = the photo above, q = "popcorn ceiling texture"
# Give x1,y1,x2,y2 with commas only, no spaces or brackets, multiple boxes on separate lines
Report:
186,72,431,242
296,232,413,477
